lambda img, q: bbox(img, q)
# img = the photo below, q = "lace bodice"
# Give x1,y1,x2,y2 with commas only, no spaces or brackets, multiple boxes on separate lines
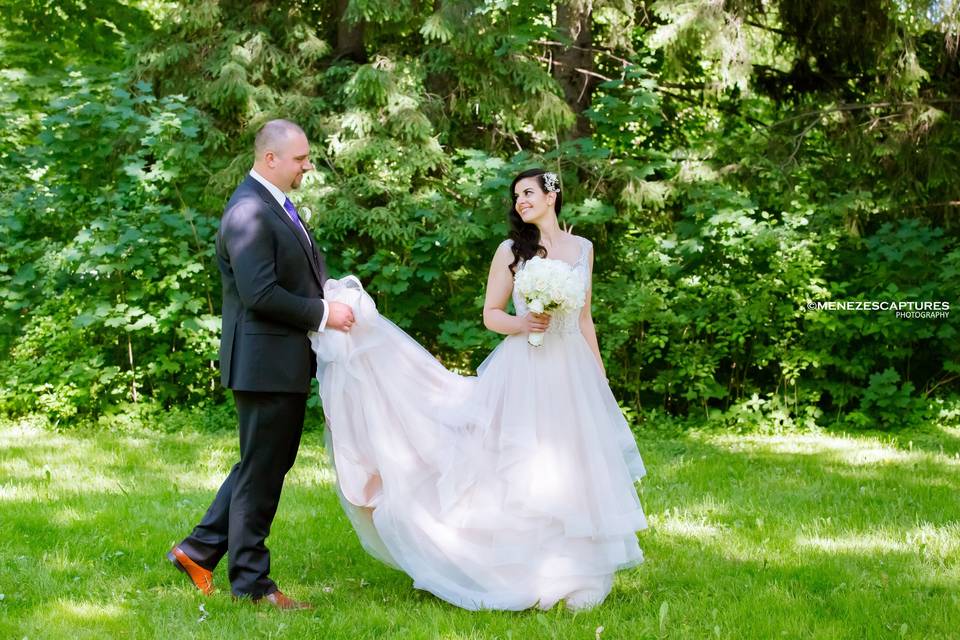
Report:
510,236,592,336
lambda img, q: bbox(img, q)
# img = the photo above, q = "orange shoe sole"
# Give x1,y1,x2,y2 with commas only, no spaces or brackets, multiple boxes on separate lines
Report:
167,547,215,596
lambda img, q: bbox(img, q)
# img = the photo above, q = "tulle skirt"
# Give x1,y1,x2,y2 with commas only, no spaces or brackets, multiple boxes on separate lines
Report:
311,277,647,610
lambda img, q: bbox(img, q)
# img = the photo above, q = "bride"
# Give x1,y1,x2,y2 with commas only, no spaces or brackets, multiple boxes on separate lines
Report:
310,168,647,611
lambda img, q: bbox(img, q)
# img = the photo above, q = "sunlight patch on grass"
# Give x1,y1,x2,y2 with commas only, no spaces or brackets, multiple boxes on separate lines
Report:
0,417,52,446
835,445,922,466
710,431,959,467
796,523,959,560
161,466,239,492
797,531,911,555
0,482,36,502
654,517,723,540
53,599,126,622
0,424,245,507
648,500,729,542
1,450,134,498
905,522,960,559
50,505,84,526
2,419,958,639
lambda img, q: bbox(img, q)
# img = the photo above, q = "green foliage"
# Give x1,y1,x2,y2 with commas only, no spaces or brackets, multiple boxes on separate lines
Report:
0,0,156,74
1,0,958,428
0,72,220,420
847,368,922,429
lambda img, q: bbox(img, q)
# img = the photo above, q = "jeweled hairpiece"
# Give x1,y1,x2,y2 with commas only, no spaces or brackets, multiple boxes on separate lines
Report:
542,172,560,193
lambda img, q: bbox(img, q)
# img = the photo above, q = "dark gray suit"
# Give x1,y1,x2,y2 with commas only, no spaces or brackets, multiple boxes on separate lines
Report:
180,175,327,597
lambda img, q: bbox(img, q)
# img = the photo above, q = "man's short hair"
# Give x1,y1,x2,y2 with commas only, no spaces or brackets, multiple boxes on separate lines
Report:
254,119,306,156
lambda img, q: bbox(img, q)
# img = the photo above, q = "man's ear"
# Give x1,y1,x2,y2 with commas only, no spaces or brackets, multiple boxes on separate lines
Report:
265,151,277,168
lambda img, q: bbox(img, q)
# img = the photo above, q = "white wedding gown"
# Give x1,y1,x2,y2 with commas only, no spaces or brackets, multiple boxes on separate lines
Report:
310,237,647,611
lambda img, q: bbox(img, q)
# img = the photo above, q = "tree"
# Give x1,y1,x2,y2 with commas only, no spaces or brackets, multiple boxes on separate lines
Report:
2,0,957,426
553,0,600,138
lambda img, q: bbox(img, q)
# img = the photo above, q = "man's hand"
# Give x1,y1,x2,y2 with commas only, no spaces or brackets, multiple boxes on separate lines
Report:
326,301,356,332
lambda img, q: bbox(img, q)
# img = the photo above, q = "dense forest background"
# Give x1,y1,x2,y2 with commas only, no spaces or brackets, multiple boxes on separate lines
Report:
1,0,958,430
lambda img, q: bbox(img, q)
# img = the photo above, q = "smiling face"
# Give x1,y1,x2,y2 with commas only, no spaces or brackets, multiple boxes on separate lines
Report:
513,176,557,225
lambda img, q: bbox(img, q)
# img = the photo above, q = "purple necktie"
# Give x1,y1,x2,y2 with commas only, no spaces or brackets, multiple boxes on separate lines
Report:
283,197,311,244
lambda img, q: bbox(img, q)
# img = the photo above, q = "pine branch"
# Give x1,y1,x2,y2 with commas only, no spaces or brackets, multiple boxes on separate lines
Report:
743,20,793,38
532,39,635,67
771,99,960,128
532,55,614,83
656,87,768,129
903,201,960,208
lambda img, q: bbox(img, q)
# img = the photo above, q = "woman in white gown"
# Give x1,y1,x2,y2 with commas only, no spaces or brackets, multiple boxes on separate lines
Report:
310,168,647,611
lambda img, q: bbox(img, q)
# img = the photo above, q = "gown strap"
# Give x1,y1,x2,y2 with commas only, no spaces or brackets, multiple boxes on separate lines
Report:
575,236,592,267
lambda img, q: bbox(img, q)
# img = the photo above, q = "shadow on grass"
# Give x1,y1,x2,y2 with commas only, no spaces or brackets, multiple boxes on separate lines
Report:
1,421,958,638
620,429,960,637
882,422,960,458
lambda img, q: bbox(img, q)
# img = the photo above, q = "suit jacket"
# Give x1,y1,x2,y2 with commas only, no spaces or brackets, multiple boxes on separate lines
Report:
216,175,328,393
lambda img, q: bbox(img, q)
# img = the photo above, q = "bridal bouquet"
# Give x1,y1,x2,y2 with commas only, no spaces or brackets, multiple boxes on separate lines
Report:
513,256,586,346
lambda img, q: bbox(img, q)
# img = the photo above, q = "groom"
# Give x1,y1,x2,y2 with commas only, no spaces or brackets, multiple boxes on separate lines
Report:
167,120,354,609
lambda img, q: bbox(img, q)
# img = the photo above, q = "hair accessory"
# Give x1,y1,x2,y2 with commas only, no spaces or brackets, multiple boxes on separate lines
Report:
542,172,560,193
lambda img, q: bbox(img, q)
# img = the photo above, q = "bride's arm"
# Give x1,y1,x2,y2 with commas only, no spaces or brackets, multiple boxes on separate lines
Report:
579,246,606,376
483,242,525,335
482,242,549,336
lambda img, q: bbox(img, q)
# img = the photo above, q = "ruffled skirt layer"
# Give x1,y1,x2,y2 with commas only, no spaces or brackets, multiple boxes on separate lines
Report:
312,279,646,610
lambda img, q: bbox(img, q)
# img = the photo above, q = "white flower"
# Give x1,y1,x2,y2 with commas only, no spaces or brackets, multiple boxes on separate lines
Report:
514,256,585,322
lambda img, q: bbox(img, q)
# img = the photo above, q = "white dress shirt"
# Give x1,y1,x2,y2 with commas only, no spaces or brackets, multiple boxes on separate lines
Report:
249,169,328,332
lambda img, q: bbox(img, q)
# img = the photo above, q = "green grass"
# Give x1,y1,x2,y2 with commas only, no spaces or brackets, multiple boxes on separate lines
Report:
1,415,958,639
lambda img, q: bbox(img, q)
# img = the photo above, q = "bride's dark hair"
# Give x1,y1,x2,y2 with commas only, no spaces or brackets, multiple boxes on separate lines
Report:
507,168,563,274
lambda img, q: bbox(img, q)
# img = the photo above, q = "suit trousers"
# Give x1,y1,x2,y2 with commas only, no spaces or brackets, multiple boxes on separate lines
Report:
179,390,307,597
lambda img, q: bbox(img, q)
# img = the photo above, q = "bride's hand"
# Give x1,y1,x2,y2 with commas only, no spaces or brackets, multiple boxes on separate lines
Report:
521,312,551,334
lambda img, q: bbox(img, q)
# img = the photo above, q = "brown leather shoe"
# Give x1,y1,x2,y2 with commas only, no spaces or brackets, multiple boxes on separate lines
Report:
167,546,215,596
252,590,313,611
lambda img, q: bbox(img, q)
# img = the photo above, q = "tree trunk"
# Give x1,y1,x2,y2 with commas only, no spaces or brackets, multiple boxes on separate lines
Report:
553,0,596,139
335,0,366,63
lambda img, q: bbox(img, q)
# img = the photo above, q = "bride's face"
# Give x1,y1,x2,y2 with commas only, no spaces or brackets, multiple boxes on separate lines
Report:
514,177,556,224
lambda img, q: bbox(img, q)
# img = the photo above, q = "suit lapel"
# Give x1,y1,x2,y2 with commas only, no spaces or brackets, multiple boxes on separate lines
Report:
246,177,324,287
298,216,327,283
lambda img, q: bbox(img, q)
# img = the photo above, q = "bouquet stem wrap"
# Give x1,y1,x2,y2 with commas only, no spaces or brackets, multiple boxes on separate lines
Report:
527,300,546,346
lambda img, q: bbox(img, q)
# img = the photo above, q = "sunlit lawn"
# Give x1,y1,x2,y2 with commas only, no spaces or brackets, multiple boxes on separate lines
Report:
1,414,958,639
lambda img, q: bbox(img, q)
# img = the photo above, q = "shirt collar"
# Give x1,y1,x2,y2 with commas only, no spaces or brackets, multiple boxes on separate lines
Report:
249,168,287,208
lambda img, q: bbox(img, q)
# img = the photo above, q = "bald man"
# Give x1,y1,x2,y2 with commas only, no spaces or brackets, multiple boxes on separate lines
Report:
167,120,354,609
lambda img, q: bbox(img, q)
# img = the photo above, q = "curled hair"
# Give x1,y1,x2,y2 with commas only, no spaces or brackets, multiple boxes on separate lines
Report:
506,168,563,274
